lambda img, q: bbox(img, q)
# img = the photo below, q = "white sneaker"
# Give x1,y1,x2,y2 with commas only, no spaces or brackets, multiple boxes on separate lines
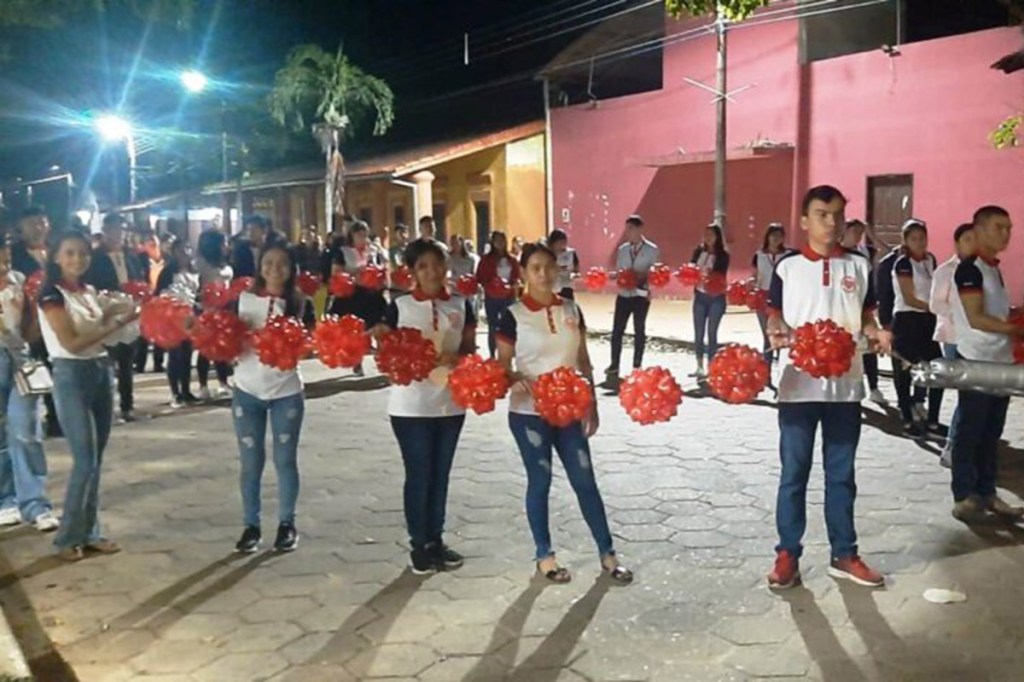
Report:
0,507,21,526
169,398,184,410
869,388,887,405
33,512,59,532
197,387,211,401
215,384,231,399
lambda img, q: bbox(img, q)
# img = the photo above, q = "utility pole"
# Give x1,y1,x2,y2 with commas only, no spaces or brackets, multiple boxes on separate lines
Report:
713,4,728,231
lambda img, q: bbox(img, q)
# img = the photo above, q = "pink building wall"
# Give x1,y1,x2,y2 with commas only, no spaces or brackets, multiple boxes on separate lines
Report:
551,17,1024,298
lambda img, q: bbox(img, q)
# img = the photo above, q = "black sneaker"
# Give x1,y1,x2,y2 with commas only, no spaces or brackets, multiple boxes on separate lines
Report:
409,546,438,575
235,525,261,553
274,523,299,552
182,393,203,405
926,422,949,438
903,421,925,439
431,543,464,570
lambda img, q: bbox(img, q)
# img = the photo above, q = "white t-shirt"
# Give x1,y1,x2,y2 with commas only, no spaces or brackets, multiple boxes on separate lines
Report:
384,291,475,417
495,295,585,415
615,239,660,298
892,253,936,314
951,255,1012,363
0,272,26,354
768,247,875,403
39,280,109,360
449,254,478,280
233,291,304,400
930,256,959,345
751,249,789,291
555,248,579,292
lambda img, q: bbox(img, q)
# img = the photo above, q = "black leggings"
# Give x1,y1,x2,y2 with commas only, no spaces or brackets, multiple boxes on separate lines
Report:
610,295,651,371
197,354,231,388
167,342,193,399
863,352,879,391
892,311,943,423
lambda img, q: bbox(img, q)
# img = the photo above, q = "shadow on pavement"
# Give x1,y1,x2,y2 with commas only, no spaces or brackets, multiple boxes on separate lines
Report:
303,375,390,399
781,585,867,681
464,580,545,680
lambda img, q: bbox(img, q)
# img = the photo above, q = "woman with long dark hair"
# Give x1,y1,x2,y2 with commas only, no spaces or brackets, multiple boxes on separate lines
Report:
232,243,313,554
752,223,788,367
156,237,201,407
39,230,136,560
496,242,632,585
475,231,520,359
195,230,233,399
690,223,730,377
329,221,386,376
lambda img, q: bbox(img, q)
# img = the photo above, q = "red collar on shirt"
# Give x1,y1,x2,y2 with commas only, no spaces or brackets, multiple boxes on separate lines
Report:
978,252,1001,266
59,279,86,292
800,245,844,261
521,294,563,311
412,288,450,302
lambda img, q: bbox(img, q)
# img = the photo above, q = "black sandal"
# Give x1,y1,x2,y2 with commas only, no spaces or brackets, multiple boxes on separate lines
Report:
536,562,572,584
603,564,634,585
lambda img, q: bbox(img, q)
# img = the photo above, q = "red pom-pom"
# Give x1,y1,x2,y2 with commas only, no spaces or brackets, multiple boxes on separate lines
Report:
647,263,672,289
392,265,413,290
582,267,608,292
23,271,44,301
707,344,770,404
448,354,510,415
230,277,254,296
201,281,239,310
121,280,152,303
249,316,312,371
329,272,356,298
376,327,438,385
745,288,768,313
455,274,479,297
532,367,593,428
616,269,638,290
618,366,683,424
313,315,371,369
297,271,322,297
484,278,513,299
789,319,857,378
189,310,247,363
702,272,728,296
358,264,387,290
139,295,192,350
726,279,752,306
675,264,701,287
1009,308,1024,364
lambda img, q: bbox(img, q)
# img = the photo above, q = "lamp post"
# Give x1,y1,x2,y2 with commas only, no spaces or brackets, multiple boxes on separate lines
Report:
180,69,228,183
95,113,137,204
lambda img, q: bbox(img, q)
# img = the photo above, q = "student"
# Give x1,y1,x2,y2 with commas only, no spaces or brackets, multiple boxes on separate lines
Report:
548,229,580,300
841,220,886,404
496,242,633,585
948,206,1024,522
891,222,943,437
0,234,59,532
448,235,479,282
875,221,918,401
155,238,201,408
389,224,410,269
85,213,147,423
195,230,234,399
329,220,387,376
604,215,659,389
379,239,476,574
232,244,313,553
929,223,975,468
690,223,729,377
418,216,447,252
40,230,137,561
475,231,521,359
231,215,268,279
133,229,166,375
766,185,891,589
752,223,789,366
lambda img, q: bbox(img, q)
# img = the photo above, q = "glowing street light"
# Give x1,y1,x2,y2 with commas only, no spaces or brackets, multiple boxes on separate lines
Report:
181,69,209,93
94,113,137,203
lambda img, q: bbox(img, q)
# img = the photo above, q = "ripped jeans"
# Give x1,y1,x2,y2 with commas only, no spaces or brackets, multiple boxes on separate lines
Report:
509,413,615,561
231,388,304,527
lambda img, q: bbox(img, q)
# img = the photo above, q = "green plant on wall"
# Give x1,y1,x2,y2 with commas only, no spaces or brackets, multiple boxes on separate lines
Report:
665,0,769,20
991,114,1022,149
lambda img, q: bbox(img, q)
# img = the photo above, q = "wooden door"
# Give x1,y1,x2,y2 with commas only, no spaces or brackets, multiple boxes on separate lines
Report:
866,175,913,245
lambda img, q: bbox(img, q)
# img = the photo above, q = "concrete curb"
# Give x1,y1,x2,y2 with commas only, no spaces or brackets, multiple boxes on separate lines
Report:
0,604,31,681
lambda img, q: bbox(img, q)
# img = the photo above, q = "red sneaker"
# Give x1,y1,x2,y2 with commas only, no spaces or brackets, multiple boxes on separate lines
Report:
828,555,884,587
767,550,800,589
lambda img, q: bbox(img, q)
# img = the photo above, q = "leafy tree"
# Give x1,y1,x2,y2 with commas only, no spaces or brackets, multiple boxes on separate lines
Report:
268,44,394,231
665,0,769,20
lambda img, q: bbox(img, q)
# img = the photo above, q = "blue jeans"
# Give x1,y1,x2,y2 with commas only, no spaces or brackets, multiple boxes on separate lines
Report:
0,349,51,522
693,291,726,362
509,413,614,560
776,402,861,560
484,297,513,359
942,344,960,449
232,388,304,527
51,358,113,549
950,388,1009,502
390,415,466,549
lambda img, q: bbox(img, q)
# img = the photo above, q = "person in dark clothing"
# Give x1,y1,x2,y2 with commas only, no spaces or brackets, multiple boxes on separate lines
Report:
133,229,165,374
320,224,349,281
295,226,323,274
85,213,148,422
329,221,386,376
11,207,60,438
231,216,284,278
874,222,913,404
156,237,201,407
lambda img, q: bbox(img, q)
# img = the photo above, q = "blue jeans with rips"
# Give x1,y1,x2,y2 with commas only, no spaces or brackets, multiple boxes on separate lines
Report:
0,348,52,522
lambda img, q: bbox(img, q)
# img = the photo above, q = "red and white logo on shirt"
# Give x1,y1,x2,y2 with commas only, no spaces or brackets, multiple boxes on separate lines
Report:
841,275,857,293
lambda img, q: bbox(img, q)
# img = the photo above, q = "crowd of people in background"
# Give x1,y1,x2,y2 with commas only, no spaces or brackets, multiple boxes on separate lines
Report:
0,188,1019,587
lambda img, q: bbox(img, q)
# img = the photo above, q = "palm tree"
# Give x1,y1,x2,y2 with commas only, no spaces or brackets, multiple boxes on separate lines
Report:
268,44,395,232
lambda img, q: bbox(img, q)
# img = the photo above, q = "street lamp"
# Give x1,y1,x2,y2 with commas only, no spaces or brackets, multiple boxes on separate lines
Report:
181,69,228,183
180,69,208,94
95,113,137,204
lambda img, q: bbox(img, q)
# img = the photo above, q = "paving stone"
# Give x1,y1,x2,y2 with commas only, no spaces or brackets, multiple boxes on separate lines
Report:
129,640,223,674
192,651,289,682
344,642,438,678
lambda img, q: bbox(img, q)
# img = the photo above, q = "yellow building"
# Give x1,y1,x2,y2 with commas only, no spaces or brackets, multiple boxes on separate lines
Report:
202,121,547,249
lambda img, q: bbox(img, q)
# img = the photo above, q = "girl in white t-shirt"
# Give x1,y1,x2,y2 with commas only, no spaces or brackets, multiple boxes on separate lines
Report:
39,230,137,561
378,239,477,574
495,243,633,585
231,244,313,555
751,224,789,366
195,230,234,399
329,221,386,376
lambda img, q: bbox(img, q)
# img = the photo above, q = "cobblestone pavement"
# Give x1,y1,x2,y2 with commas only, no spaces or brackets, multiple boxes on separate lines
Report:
1,334,1024,682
